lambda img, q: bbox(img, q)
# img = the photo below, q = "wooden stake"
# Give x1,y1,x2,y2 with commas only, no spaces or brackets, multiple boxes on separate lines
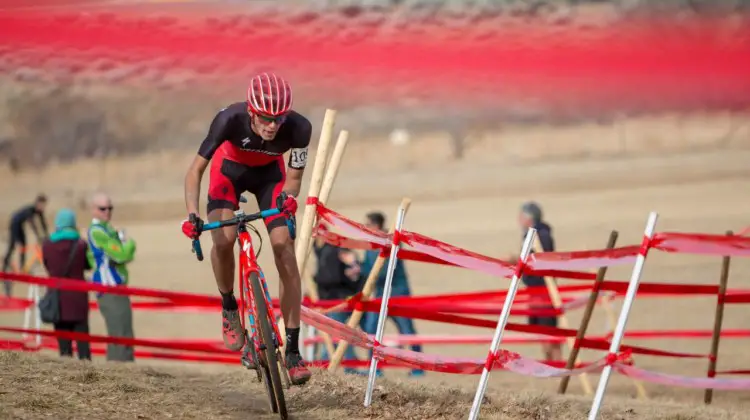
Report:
301,130,350,358
534,236,593,396
327,198,412,372
301,130,350,284
704,230,733,405
279,108,336,354
558,231,618,395
294,108,337,275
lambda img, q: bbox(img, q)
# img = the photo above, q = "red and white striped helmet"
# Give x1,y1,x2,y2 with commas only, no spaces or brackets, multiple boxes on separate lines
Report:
246,73,293,116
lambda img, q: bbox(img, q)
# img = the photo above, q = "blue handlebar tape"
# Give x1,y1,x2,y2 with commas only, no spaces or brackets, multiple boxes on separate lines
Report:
199,208,282,234
201,221,220,230
259,208,280,219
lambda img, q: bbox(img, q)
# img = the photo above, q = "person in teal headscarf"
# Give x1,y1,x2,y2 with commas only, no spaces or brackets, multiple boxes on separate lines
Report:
42,208,92,360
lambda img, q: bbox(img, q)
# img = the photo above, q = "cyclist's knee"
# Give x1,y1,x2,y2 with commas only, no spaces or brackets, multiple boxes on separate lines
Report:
211,229,236,256
269,231,293,257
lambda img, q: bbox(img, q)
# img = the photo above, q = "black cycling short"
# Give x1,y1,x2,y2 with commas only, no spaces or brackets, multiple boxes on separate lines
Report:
207,157,287,232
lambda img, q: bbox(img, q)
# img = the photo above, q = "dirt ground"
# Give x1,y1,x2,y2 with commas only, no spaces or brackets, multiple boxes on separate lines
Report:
2,351,745,420
1,113,750,418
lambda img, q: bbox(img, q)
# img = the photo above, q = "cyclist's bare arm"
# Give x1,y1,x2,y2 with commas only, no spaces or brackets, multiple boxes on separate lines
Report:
187,109,232,216
283,126,310,198
184,154,210,216
284,167,304,198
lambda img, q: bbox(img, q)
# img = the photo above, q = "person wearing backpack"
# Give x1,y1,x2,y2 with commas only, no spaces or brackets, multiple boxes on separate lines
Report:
41,208,92,361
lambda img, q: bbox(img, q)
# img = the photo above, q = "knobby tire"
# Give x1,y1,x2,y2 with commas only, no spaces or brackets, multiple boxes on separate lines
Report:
250,271,288,420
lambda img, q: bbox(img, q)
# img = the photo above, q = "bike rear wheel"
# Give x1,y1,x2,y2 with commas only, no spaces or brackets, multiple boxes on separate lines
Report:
249,271,288,420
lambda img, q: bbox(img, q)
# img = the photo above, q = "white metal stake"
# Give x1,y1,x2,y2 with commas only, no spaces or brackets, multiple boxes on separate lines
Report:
34,285,41,346
468,227,537,420
304,325,316,361
363,204,408,408
22,284,33,341
588,211,658,420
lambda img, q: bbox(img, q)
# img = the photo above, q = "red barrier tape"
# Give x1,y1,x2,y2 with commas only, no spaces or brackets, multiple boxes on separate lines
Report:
315,204,750,291
315,204,619,279
302,307,750,389
3,202,747,384
652,232,750,258
302,329,750,346
315,205,749,299
0,275,593,317
0,326,236,355
723,291,750,304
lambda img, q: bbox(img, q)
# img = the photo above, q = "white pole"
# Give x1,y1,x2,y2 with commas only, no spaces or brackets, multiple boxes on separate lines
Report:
468,227,537,420
305,325,317,361
22,284,33,342
363,203,408,408
588,211,658,419
34,285,41,346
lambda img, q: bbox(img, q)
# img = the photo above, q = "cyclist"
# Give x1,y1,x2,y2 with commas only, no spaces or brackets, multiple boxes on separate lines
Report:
2,194,49,297
181,73,312,385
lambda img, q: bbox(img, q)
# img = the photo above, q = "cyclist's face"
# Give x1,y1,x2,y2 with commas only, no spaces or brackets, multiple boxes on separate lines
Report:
251,112,287,141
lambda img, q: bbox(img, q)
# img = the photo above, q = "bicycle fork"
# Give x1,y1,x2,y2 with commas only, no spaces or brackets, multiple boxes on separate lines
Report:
247,271,277,345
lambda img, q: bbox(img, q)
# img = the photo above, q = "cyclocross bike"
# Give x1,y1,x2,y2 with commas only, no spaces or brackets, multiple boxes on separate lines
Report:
191,193,296,420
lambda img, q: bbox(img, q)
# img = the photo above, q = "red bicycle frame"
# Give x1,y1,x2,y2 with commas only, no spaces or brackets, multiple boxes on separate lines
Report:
237,227,284,351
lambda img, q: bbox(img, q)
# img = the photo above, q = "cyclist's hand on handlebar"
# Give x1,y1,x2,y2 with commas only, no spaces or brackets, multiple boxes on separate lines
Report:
181,213,204,239
277,192,298,215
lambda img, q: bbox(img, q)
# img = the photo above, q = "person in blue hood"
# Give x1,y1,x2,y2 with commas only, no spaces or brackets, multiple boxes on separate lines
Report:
510,201,562,362
360,211,424,378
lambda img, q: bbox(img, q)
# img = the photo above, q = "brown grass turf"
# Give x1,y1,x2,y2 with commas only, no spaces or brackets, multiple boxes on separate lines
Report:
0,351,744,420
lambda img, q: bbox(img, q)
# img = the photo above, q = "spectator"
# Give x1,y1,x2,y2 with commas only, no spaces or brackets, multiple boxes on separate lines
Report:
86,193,137,362
2,194,49,297
312,222,363,374
360,211,424,378
42,208,92,361
509,201,562,362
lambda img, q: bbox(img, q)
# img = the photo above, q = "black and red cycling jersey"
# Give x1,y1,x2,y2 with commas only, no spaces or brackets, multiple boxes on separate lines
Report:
198,101,311,169
197,102,312,228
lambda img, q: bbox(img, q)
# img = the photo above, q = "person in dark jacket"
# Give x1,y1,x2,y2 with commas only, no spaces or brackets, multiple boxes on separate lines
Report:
509,201,562,362
2,194,49,297
42,208,92,361
312,223,363,373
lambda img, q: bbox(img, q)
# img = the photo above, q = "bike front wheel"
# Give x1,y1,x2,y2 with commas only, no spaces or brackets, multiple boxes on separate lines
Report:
249,271,288,420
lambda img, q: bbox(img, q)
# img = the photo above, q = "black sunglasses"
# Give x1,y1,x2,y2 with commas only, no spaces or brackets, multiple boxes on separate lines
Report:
98,206,114,212
255,112,288,124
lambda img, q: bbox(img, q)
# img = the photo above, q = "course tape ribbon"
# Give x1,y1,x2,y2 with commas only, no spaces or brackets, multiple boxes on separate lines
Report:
0,273,597,317
315,225,742,297
301,307,750,389
300,307,618,376
315,204,750,286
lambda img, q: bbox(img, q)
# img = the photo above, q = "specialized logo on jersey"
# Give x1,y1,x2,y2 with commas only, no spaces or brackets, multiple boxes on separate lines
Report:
289,147,308,169
237,137,283,156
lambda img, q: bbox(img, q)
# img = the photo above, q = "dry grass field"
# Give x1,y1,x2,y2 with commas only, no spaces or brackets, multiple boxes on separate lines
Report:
1,109,750,418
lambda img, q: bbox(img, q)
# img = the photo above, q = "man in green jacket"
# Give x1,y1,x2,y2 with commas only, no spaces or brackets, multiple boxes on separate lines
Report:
87,192,137,362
